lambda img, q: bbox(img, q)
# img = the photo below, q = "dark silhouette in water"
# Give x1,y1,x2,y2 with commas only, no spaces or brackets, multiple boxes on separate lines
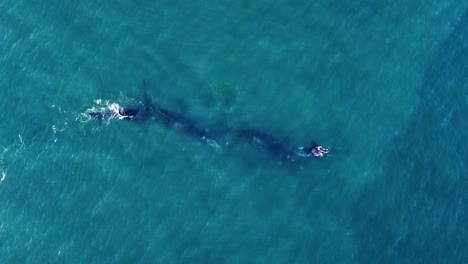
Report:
154,105,212,139
236,129,329,161
236,129,298,161
87,81,329,160
87,81,214,140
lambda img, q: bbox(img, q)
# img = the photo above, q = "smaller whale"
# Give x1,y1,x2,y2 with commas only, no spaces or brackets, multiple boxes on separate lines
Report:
236,129,329,161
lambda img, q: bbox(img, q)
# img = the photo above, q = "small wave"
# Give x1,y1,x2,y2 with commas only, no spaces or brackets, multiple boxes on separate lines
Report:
52,125,66,133
18,134,24,146
0,135,24,185
205,138,222,150
0,170,5,183
0,152,5,184
51,105,62,112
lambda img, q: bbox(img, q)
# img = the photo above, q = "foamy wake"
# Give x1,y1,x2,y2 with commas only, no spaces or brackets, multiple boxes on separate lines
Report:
81,99,128,123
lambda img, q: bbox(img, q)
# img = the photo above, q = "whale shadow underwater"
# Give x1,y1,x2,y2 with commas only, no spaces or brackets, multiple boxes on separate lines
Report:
87,81,330,164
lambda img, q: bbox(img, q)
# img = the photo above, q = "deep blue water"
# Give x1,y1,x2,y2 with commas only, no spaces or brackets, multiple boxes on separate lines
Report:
0,1,466,263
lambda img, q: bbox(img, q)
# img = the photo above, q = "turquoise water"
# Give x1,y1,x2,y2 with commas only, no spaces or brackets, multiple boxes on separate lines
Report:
0,1,466,263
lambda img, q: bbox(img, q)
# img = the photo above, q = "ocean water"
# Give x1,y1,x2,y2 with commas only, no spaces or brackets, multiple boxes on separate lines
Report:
0,0,466,263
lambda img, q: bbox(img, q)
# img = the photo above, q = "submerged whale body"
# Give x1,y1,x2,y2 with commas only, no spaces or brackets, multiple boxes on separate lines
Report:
87,90,213,140
154,107,211,139
236,129,298,161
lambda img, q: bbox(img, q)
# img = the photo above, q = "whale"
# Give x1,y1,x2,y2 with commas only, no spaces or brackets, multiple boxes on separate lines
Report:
87,81,329,160
235,129,329,161
87,81,215,140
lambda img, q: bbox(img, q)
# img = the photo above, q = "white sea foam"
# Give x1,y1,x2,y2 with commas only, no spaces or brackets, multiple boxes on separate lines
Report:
0,170,5,183
0,142,12,184
52,125,66,134
85,99,134,123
